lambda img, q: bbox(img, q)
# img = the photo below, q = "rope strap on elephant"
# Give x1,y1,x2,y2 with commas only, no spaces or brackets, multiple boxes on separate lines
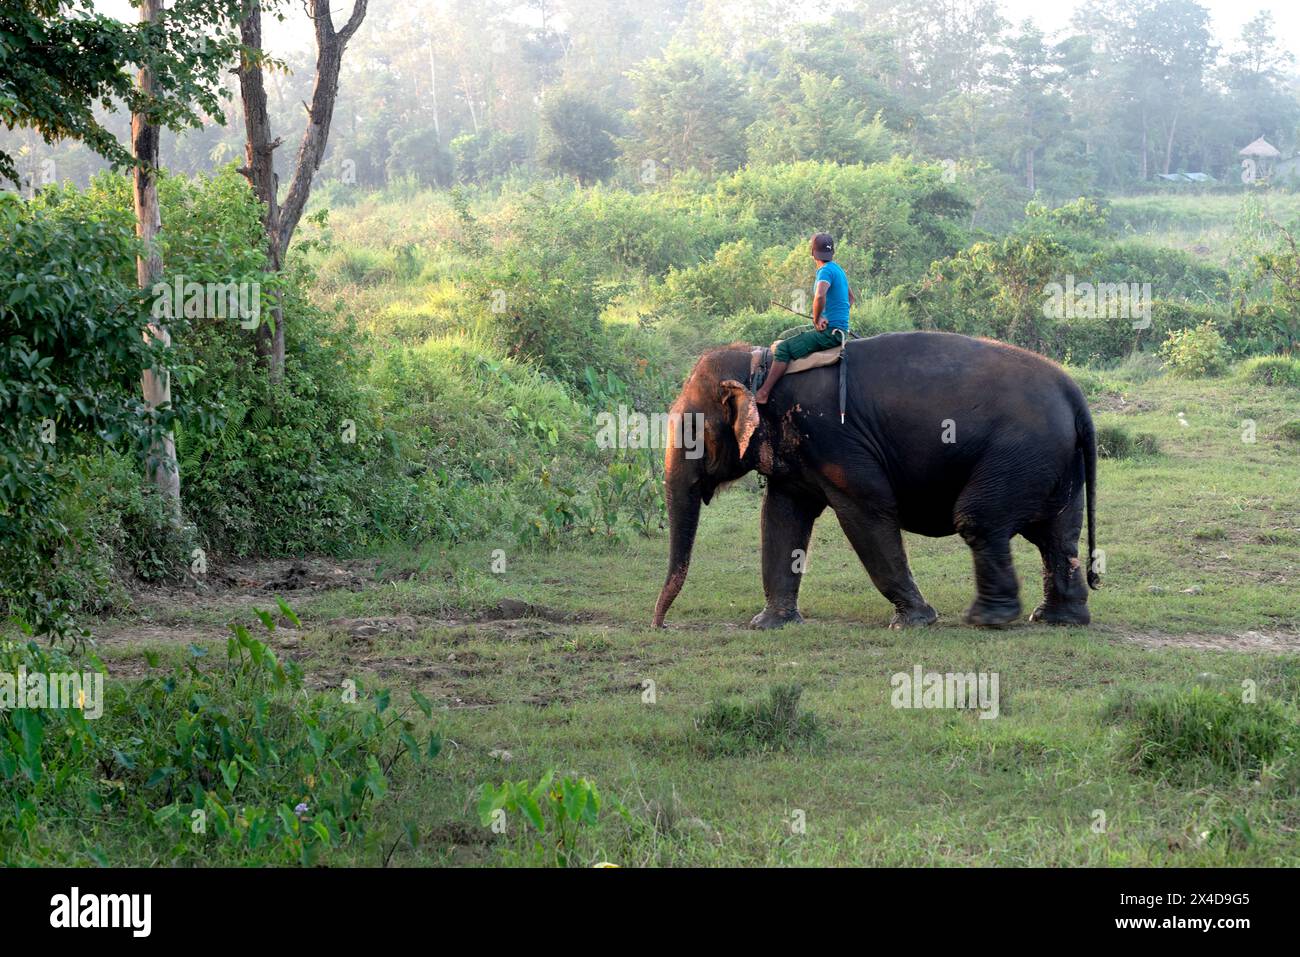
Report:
836,328,848,424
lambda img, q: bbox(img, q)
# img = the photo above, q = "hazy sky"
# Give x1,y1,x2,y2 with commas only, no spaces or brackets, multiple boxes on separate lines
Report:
95,1,1300,58
996,0,1296,51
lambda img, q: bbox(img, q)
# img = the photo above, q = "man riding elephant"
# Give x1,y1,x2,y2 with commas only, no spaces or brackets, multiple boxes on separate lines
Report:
755,232,854,405
652,330,1100,630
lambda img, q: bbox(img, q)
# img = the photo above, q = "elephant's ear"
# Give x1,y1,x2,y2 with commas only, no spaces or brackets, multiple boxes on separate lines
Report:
719,379,759,460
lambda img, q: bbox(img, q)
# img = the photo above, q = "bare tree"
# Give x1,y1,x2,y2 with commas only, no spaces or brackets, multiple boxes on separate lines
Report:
134,0,182,519
237,0,368,381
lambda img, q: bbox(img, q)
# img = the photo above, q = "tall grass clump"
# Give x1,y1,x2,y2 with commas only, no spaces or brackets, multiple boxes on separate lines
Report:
1095,424,1159,459
691,684,824,757
1106,686,1298,783
1240,355,1300,387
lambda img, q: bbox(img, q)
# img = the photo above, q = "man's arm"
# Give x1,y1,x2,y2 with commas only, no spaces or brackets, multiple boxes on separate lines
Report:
812,279,830,330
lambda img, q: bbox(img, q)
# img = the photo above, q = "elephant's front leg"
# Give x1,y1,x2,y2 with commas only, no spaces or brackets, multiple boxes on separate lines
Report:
832,499,937,629
751,484,826,630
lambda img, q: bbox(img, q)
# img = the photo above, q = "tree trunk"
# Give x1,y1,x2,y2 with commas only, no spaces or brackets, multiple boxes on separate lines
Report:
237,0,368,383
1139,112,1148,180
237,1,281,375
1025,111,1035,192
134,0,181,522
459,65,480,134
1162,108,1179,175
427,36,440,139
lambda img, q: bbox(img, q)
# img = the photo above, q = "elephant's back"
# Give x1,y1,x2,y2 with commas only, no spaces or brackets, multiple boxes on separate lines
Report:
850,331,1076,406
848,330,1082,467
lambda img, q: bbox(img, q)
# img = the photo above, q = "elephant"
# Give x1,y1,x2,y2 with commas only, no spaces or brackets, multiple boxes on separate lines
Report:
651,331,1099,630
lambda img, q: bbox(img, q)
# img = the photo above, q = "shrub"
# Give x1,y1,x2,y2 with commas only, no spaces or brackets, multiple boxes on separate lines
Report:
1278,420,1300,442
852,293,914,336
1158,321,1228,378
477,770,627,866
1092,240,1229,301
450,130,527,183
0,606,442,865
465,186,642,389
911,233,1075,352
0,188,197,637
657,238,770,319
91,168,425,559
372,337,592,541
717,307,801,346
4,167,441,627
499,181,729,277
706,159,972,294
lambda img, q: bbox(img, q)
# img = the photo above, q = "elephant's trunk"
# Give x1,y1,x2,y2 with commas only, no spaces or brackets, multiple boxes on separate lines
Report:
652,460,702,628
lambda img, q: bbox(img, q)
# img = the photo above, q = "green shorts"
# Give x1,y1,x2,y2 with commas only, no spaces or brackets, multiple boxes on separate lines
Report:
775,327,844,363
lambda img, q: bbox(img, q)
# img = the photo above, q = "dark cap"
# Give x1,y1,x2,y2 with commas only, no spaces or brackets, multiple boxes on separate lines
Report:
810,232,835,261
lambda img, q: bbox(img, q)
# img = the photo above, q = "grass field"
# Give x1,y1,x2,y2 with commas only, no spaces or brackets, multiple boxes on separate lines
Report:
1108,191,1300,264
87,360,1300,866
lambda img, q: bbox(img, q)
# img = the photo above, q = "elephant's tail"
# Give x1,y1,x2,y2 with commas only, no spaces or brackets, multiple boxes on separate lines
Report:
1078,406,1100,590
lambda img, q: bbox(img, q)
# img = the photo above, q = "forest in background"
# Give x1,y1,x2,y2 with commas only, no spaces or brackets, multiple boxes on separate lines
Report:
5,0,1300,197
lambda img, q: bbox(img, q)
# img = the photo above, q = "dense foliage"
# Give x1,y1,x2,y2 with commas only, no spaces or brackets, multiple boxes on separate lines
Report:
0,190,192,637
0,0,243,186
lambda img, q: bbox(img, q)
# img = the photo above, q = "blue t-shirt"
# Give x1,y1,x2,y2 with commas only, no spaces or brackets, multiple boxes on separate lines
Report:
814,261,850,331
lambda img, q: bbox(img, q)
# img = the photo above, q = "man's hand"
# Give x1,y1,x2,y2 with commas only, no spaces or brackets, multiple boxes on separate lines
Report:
814,316,828,331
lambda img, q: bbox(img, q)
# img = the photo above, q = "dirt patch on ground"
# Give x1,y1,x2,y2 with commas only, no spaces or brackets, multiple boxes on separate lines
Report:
1109,628,1300,654
475,598,590,624
125,557,378,612
91,593,611,708
1089,393,1156,415
95,622,229,649
93,589,588,647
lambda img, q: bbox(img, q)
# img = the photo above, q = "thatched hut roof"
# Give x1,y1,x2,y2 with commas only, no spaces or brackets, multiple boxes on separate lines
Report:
1239,136,1281,158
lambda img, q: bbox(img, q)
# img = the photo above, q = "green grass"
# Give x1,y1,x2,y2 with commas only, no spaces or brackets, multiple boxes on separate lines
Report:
1095,424,1159,459
1106,685,1298,782
72,364,1300,867
1241,355,1300,388
1109,192,1300,265
690,684,825,757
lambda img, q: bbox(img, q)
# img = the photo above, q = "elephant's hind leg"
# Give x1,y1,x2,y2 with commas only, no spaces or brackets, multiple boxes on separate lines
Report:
954,461,1037,627
832,500,936,629
1023,497,1091,626
957,525,1022,626
750,484,825,630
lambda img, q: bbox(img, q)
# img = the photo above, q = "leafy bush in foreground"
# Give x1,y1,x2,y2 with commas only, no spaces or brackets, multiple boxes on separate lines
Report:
0,606,440,865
